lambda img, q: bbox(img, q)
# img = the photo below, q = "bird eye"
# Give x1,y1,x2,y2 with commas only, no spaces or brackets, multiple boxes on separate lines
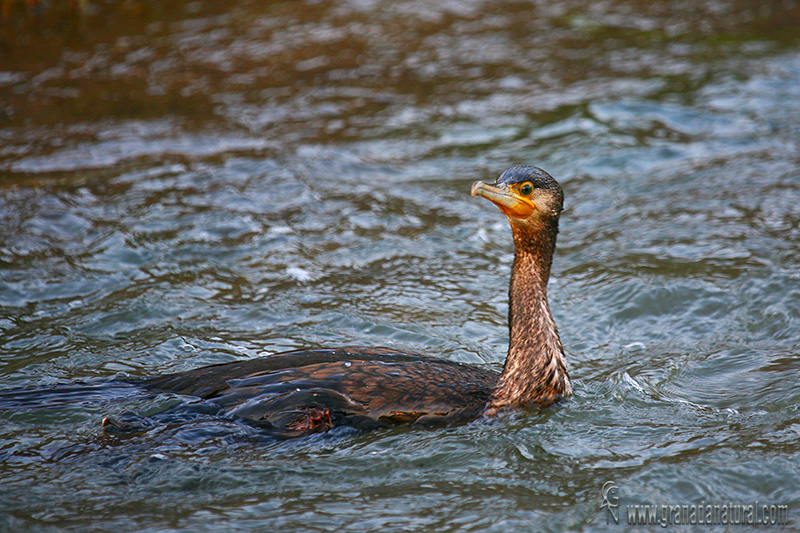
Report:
520,183,533,196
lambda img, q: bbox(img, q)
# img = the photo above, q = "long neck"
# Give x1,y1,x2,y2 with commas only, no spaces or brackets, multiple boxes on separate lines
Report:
486,219,572,414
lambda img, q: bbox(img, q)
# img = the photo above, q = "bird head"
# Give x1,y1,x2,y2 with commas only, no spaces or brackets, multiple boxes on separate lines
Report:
471,166,563,231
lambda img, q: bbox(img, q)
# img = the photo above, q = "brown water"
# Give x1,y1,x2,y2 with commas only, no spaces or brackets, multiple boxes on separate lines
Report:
1,0,800,531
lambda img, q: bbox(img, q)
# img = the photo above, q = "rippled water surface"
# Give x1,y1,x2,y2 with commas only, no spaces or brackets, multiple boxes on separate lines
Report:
1,0,800,530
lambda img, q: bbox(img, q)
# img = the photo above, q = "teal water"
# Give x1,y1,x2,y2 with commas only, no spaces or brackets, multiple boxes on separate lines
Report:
1,1,799,530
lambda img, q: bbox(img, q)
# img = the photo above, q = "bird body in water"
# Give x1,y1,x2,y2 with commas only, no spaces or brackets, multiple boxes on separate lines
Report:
141,166,572,437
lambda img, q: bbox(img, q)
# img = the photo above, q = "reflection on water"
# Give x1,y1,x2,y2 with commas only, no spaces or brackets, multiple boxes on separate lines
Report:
2,0,800,530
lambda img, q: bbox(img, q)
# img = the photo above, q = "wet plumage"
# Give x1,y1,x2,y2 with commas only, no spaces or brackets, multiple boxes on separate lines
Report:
143,347,498,437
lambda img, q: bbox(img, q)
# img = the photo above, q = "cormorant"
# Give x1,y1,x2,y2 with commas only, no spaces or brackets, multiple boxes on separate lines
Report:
137,166,572,437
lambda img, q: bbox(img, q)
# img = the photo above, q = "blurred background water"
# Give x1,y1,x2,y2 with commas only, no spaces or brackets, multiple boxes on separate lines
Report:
1,0,799,530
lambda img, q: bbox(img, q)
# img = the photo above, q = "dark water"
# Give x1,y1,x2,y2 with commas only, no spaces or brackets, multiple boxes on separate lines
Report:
2,0,800,530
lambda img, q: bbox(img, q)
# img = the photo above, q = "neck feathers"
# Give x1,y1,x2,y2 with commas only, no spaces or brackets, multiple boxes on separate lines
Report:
486,218,572,414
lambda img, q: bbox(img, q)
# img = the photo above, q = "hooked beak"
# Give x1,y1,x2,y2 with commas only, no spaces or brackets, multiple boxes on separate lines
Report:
471,181,535,219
